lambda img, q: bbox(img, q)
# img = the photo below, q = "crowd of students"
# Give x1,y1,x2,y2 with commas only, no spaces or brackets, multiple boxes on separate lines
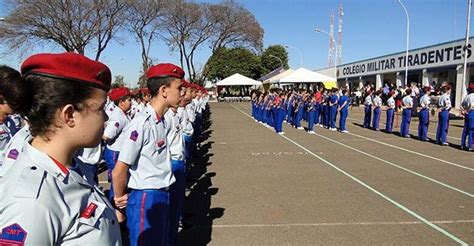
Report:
250,81,474,151
361,82,474,150
250,86,351,135
0,52,209,245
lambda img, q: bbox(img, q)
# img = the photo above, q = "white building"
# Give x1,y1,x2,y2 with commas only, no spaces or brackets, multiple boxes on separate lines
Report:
334,37,474,109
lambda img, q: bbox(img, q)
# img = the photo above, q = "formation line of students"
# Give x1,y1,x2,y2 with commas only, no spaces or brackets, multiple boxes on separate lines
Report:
0,52,209,245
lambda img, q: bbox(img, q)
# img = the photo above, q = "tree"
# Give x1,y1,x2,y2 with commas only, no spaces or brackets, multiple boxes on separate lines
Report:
205,47,264,81
0,0,125,60
260,45,289,74
161,0,214,82
112,75,125,88
125,0,165,87
208,0,263,53
200,0,264,82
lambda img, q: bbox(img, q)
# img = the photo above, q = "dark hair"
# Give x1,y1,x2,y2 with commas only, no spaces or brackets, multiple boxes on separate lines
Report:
0,66,26,113
113,95,131,106
146,77,175,97
12,74,96,136
342,89,347,95
405,88,412,95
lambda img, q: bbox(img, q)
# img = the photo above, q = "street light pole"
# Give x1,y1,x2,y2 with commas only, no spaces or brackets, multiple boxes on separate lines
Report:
268,55,284,69
461,0,472,103
284,45,303,68
398,0,409,87
315,28,337,78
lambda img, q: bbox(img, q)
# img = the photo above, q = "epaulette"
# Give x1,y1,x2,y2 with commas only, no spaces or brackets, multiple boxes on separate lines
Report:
14,165,46,199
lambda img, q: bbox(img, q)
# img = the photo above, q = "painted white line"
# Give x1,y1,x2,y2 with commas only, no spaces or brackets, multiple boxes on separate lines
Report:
99,181,109,184
231,104,468,246
314,132,473,197
346,116,462,141
346,131,474,172
211,220,474,228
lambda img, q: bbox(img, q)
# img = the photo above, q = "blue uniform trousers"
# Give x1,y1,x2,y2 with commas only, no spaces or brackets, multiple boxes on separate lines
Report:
295,106,304,128
321,105,328,127
275,108,284,133
436,110,450,144
372,107,381,130
127,189,170,246
314,104,321,125
400,108,412,137
307,110,316,131
329,106,337,129
339,108,348,131
418,108,429,141
386,108,394,133
169,160,185,246
287,105,293,124
104,147,119,200
461,111,474,149
363,105,372,128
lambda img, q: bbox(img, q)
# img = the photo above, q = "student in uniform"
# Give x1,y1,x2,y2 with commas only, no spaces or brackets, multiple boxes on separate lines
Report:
385,91,397,133
0,66,17,170
112,63,184,246
328,88,339,131
372,90,383,131
164,82,189,245
460,83,474,151
400,88,413,138
363,90,373,128
103,87,132,203
338,89,350,133
0,53,121,245
417,86,431,141
436,85,452,145
314,86,323,127
275,91,286,135
307,95,317,134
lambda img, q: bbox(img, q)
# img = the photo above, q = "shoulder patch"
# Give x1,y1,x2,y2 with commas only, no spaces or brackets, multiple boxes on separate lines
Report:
7,149,19,160
130,131,139,141
0,223,27,244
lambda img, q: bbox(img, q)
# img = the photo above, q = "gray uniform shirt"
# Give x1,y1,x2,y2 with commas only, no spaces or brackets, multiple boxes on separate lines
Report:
117,104,175,190
0,143,121,245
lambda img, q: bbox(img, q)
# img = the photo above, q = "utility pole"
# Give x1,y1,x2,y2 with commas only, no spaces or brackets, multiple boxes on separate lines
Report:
337,3,344,66
328,12,335,68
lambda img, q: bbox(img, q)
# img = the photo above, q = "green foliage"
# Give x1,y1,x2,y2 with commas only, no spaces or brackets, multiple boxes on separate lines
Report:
112,75,125,88
205,47,265,80
260,45,289,74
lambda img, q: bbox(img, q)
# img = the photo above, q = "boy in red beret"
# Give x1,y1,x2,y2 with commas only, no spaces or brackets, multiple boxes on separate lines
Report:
102,87,132,220
112,63,184,246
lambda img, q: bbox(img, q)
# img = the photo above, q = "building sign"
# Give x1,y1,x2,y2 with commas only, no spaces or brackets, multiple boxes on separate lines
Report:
338,38,474,79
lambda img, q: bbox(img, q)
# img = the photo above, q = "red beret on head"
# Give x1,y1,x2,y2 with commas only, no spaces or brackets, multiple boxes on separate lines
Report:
139,87,150,95
108,87,131,101
469,83,474,90
21,52,111,90
146,63,185,80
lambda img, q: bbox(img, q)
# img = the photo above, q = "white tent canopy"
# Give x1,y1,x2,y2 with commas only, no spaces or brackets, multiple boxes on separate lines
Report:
279,67,335,83
216,73,262,86
264,69,294,84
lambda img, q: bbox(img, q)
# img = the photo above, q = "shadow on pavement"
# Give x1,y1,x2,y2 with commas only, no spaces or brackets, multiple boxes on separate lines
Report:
178,107,224,245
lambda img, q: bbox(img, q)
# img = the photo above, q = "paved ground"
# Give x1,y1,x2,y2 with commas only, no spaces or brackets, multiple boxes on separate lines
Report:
100,102,473,245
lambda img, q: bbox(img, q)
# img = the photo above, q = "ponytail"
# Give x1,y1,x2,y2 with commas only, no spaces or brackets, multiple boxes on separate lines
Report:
0,65,32,116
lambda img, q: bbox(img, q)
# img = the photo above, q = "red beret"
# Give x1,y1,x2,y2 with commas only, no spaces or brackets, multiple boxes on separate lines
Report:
139,87,150,95
146,63,185,80
108,87,131,101
21,52,111,90
469,83,474,90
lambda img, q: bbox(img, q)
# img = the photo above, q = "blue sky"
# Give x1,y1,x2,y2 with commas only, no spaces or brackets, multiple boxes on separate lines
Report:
0,0,470,86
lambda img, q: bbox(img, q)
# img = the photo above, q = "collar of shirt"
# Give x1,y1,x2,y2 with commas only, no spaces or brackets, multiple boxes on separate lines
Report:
144,104,164,124
23,143,70,182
